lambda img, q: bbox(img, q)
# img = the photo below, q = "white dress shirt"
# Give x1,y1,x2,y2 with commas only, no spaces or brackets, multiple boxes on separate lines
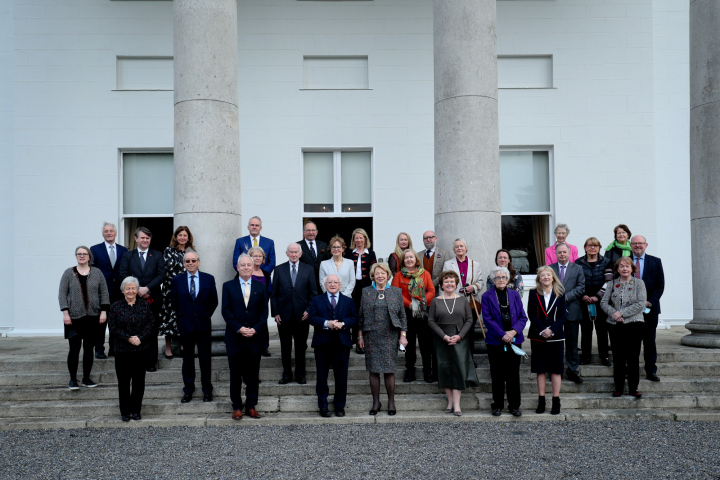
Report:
353,248,369,280
187,271,200,294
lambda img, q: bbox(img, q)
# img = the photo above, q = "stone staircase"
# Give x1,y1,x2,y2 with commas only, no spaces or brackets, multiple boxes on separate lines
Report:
1,328,719,430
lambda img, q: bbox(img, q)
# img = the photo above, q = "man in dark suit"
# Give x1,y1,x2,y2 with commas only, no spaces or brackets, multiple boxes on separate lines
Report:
297,220,329,293
90,222,128,358
232,215,276,274
119,226,165,371
550,243,585,384
222,254,268,420
631,235,666,382
171,248,218,403
307,274,358,418
271,243,318,384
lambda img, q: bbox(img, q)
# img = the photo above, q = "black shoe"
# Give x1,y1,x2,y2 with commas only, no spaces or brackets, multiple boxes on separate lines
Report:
108,350,115,357
601,358,612,367
121,415,131,422
567,372,583,384
81,378,97,388
335,408,346,417
388,408,396,416
369,402,381,415
579,358,590,365
491,408,502,417
203,393,213,402
164,354,174,360
356,346,365,355
319,408,332,418
612,391,622,398
95,352,107,359
68,380,80,391
646,374,661,382
262,349,271,357
296,376,307,385
132,413,141,421
279,376,292,385
403,369,416,383
424,374,432,383
551,396,561,415
535,396,546,414
181,393,192,403
147,367,157,373
510,408,522,417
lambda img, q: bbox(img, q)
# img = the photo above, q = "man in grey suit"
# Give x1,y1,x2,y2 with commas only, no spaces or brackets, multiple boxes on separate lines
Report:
417,231,451,289
550,243,585,384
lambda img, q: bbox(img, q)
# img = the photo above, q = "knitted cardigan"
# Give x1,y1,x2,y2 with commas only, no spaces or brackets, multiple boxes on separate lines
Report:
600,278,647,325
58,267,110,319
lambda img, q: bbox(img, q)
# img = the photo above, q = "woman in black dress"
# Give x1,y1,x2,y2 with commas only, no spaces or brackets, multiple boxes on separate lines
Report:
345,228,377,354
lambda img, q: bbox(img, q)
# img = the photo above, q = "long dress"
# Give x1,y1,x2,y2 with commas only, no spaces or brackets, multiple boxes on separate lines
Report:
158,246,185,337
430,299,480,391
364,293,401,374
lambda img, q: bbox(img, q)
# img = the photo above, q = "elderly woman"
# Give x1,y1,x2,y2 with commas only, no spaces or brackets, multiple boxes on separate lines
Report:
575,237,613,367
481,266,528,417
391,249,436,383
58,246,110,390
486,249,524,298
345,228,377,354
443,238,483,302
605,224,632,267
159,226,194,359
545,223,579,265
601,257,647,399
428,270,479,416
249,246,272,357
109,276,155,421
357,263,408,415
527,266,567,415
387,232,414,274
319,236,356,298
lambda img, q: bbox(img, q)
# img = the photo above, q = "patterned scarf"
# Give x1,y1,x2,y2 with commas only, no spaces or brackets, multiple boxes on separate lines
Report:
401,267,427,317
606,240,632,257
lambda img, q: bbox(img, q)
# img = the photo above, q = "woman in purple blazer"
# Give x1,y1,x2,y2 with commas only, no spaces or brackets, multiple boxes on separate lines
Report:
481,266,528,417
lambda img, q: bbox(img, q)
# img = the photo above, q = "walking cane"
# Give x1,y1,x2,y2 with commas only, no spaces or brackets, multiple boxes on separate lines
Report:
470,296,486,338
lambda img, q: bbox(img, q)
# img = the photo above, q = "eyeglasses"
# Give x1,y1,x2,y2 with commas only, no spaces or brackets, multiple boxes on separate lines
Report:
184,259,198,264
331,246,343,250
76,253,88,257
495,276,508,281
423,236,436,240
630,243,646,246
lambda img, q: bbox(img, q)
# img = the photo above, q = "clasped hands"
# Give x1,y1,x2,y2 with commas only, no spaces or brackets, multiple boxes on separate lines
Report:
238,327,256,337
128,336,141,346
502,329,517,344
611,311,625,323
326,320,343,330
540,328,553,339
274,311,309,326
582,295,599,304
443,335,461,346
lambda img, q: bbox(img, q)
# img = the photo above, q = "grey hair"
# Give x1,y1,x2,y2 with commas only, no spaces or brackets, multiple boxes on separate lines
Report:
324,274,343,287
453,237,468,249
490,266,510,281
554,223,570,235
248,216,262,226
555,242,570,253
102,222,117,233
236,253,253,267
183,247,199,261
120,276,139,292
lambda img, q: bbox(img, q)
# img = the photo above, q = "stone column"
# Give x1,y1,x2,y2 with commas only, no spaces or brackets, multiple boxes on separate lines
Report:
683,0,720,348
174,0,241,332
434,0,501,282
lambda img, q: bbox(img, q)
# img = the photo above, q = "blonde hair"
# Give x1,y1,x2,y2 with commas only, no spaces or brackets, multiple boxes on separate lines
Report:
535,266,565,297
350,228,371,250
583,237,602,250
370,262,392,281
247,246,266,262
393,232,414,262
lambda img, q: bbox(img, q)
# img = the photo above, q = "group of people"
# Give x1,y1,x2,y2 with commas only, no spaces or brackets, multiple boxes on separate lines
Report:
57,218,664,420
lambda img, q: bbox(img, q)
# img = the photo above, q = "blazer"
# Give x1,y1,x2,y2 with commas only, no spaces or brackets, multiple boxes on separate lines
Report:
527,289,567,341
90,242,128,301
600,278,647,325
58,267,110,319
344,249,377,288
118,248,165,303
108,298,155,352
221,278,269,355
636,254,665,315
358,286,407,332
233,235,276,274
549,262,585,321
170,271,219,336
442,257,483,301
481,287,528,346
545,242,579,266
319,257,356,298
297,239,329,288
307,293,358,349
270,261,318,321
417,247,451,288
390,269,436,309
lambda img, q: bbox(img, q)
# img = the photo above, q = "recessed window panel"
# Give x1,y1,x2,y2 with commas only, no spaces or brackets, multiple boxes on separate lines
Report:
303,56,369,90
303,152,334,213
116,57,173,90
123,153,174,215
498,55,553,89
341,152,372,212
500,151,550,214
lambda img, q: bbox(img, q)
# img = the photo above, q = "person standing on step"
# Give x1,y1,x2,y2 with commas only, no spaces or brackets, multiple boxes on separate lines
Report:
171,248,218,405
248,246,272,358
387,232,415,275
297,220,329,294
58,246,110,390
345,228,377,354
545,223,579,265
222,254,268,420
631,235,665,382
319,236,356,299
90,222,127,359
549,243,585,384
417,230,451,290
307,274,358,418
271,243,317,385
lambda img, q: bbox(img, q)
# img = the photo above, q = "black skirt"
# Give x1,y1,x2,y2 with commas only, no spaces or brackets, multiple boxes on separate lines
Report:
530,339,564,375
64,315,99,340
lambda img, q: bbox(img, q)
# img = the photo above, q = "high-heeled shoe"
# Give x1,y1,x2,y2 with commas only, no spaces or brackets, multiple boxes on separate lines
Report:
369,402,381,415
388,404,396,416
444,407,454,414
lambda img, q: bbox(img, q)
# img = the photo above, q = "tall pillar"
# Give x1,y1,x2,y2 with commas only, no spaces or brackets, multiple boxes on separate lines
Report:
434,0,501,280
683,0,720,348
174,0,241,331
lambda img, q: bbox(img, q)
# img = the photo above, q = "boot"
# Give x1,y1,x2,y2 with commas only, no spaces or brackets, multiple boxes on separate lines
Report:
551,396,561,415
535,395,546,414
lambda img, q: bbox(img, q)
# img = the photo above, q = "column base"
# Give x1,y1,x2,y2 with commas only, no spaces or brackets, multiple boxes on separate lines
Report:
681,320,720,348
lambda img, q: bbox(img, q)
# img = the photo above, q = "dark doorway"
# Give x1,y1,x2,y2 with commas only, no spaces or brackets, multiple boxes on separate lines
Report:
501,215,540,275
124,217,175,251
306,217,374,252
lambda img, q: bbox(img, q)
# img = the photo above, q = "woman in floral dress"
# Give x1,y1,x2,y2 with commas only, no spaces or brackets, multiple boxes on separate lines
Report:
158,226,194,358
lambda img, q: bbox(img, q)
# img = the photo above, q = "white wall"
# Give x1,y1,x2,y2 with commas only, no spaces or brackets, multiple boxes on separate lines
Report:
0,0,14,332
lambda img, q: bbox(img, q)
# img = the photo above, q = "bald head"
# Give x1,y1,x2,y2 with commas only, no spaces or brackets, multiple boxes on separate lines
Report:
423,230,437,249
631,235,648,257
325,274,342,294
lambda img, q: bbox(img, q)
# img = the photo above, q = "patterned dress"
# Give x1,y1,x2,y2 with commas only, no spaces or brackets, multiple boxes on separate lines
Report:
158,247,186,337
364,293,401,374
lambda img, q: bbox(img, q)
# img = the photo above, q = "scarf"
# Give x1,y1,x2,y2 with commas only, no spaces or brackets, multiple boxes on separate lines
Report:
401,267,427,318
605,240,632,257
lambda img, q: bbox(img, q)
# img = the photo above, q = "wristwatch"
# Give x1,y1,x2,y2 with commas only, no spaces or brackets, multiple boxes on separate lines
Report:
401,332,407,337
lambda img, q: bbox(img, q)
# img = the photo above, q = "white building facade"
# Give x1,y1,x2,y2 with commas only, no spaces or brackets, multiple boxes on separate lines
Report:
0,0,692,335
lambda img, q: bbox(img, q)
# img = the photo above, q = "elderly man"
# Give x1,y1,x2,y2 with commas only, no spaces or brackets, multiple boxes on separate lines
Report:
307,275,358,417
271,243,318,384
417,230,451,289
222,254,268,420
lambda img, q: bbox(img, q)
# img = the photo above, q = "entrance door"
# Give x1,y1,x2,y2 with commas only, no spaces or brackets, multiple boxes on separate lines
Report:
306,217,373,253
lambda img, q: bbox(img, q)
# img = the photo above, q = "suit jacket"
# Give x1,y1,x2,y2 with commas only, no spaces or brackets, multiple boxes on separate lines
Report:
527,288,567,341
637,254,665,315
221,278,269,355
481,287,528,346
545,242,579,266
170,271,219,336
344,249,377,288
417,247,451,288
550,262,585,321
270,261,318,321
442,257,483,301
90,242,128,301
233,235,276,274
307,293,358,349
297,239,329,290
119,248,165,304
358,286,407,332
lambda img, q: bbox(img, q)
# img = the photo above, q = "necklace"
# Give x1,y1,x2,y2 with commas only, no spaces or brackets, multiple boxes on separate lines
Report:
442,295,456,314
377,285,386,299
495,289,508,308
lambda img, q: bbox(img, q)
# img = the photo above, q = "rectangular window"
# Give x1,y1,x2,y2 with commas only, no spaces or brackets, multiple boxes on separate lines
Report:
303,56,369,90
498,55,553,89
303,152,334,213
302,150,373,216
340,152,371,212
116,56,173,91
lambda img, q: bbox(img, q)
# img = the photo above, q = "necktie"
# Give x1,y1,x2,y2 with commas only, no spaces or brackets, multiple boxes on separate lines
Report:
560,265,566,283
140,251,146,271
109,245,116,268
253,237,258,248
190,275,196,300
309,242,316,261
243,281,250,306
331,294,337,310
426,250,431,259
635,258,641,279
291,264,297,286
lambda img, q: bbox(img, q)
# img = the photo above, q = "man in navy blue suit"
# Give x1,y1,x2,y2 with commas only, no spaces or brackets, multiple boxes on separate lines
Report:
631,236,666,382
307,274,358,418
171,248,218,403
232,216,276,274
90,222,128,359
222,254,268,420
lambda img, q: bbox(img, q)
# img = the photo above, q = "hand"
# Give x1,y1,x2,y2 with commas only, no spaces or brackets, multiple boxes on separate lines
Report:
447,335,461,346
138,286,150,297
541,328,552,339
326,320,338,330
443,335,452,344
357,336,365,349
63,312,72,325
645,301,651,308
274,315,281,325
582,295,591,304
399,334,408,348
502,330,516,343
301,311,309,321
612,311,623,321
591,297,599,303
615,316,625,324
99,312,107,324
464,285,475,294
128,336,141,346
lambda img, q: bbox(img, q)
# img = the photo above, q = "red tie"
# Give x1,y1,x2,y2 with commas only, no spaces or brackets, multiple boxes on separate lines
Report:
635,258,641,279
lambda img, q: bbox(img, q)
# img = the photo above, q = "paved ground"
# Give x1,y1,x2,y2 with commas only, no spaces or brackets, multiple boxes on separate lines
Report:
0,420,718,479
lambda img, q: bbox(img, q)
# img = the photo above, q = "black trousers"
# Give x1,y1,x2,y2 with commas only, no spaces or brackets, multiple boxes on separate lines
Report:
145,299,162,368
314,339,351,409
404,308,437,377
564,320,580,375
278,319,310,379
487,343,522,411
642,313,659,375
351,284,363,345
228,347,261,411
607,321,643,393
95,321,115,354
115,351,147,416
580,303,610,360
181,331,213,395
68,334,94,381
